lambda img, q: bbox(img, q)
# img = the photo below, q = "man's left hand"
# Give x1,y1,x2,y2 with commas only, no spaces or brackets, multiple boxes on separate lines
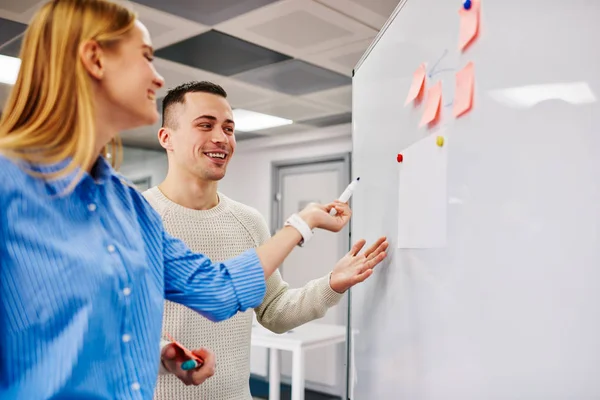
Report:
329,236,388,293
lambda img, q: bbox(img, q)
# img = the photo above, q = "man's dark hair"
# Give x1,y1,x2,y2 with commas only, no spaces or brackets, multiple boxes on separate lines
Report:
161,81,228,129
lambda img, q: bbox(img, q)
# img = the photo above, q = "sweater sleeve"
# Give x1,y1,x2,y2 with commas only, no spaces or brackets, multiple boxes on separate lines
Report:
250,211,344,334
158,339,171,376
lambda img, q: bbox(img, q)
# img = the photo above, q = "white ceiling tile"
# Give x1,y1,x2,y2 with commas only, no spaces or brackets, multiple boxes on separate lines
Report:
247,10,353,50
349,0,401,18
331,50,365,70
215,0,377,58
153,58,228,98
130,2,209,49
247,96,346,121
300,85,352,110
0,0,39,15
217,78,289,109
0,0,44,23
254,123,314,135
314,0,401,30
302,37,374,76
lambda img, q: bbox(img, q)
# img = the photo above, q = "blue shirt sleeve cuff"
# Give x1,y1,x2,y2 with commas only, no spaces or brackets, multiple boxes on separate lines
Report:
225,248,266,310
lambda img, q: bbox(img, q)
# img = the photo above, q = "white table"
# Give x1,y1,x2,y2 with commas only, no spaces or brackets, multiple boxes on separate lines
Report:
251,322,347,400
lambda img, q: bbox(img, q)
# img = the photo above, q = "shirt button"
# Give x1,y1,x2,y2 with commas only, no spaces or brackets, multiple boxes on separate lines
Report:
123,287,131,296
122,334,131,343
88,203,97,212
131,382,140,391
107,245,115,253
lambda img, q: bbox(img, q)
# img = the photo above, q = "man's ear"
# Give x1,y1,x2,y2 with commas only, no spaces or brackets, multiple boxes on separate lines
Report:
79,40,105,80
158,127,173,151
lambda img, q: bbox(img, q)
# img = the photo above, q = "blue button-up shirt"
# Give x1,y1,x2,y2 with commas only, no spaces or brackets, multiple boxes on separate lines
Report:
0,155,267,399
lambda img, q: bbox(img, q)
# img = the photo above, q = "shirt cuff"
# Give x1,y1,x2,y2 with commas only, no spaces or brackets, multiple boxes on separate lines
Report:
158,339,171,375
320,274,345,307
226,248,267,311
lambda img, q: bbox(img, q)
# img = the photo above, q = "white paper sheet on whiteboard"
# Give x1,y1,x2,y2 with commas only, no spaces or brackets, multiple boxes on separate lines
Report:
397,133,448,248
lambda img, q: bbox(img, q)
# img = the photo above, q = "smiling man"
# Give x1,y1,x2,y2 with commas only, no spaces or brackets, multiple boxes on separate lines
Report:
144,81,388,400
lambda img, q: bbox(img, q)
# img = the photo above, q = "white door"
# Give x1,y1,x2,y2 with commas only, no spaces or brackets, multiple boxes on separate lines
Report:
272,156,351,397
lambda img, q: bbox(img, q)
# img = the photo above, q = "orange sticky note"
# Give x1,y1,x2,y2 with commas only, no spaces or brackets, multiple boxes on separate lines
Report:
458,0,480,51
453,61,474,118
419,81,442,127
404,63,426,105
166,332,203,363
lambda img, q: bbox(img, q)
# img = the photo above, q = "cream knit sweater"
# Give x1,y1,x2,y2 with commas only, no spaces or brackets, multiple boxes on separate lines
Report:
143,187,343,400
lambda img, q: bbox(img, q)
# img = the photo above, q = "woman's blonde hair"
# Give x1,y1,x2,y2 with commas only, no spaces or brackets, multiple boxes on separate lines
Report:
0,0,136,187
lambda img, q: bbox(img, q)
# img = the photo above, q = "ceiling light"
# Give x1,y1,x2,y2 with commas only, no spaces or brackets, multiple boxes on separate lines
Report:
0,54,21,85
233,108,292,132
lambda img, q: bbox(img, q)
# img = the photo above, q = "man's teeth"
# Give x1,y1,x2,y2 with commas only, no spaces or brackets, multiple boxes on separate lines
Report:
207,153,226,159
148,93,156,100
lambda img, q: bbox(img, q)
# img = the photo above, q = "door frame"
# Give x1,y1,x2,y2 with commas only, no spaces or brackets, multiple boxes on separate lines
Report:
271,153,351,236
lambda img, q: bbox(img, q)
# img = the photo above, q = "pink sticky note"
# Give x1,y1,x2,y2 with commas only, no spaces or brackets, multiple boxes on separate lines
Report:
453,62,475,118
404,63,426,105
419,81,442,127
458,0,481,51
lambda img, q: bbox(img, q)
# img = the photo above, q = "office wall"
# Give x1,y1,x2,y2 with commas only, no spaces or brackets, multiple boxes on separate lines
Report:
120,146,168,188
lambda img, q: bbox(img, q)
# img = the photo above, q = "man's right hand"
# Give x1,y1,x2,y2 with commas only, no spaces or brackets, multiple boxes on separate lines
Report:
161,343,216,386
299,200,351,232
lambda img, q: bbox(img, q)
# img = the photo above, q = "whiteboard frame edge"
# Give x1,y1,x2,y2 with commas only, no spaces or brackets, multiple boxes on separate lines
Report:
353,0,409,74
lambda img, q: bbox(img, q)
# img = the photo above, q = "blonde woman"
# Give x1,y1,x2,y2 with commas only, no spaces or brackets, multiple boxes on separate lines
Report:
0,1,376,398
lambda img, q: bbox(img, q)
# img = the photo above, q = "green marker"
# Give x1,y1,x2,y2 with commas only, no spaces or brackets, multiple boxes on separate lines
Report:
181,359,200,371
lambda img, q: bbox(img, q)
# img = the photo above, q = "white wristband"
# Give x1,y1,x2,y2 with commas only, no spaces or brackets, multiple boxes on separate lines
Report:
284,213,313,247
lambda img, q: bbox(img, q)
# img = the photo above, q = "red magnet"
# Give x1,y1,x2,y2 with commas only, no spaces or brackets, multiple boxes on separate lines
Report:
397,154,403,163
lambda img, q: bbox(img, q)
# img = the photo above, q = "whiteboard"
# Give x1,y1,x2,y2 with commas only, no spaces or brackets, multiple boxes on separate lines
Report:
350,0,600,399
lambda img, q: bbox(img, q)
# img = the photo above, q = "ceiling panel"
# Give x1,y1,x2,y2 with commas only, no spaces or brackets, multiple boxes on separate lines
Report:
314,0,400,30
246,10,352,50
234,59,351,96
246,95,346,121
300,85,352,110
236,132,267,141
0,0,42,17
155,30,291,77
0,35,22,58
132,0,281,26
348,0,401,18
130,2,210,50
216,78,288,109
0,0,44,24
300,111,352,127
215,0,377,58
0,17,26,47
303,37,374,76
254,123,314,135
153,57,229,98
